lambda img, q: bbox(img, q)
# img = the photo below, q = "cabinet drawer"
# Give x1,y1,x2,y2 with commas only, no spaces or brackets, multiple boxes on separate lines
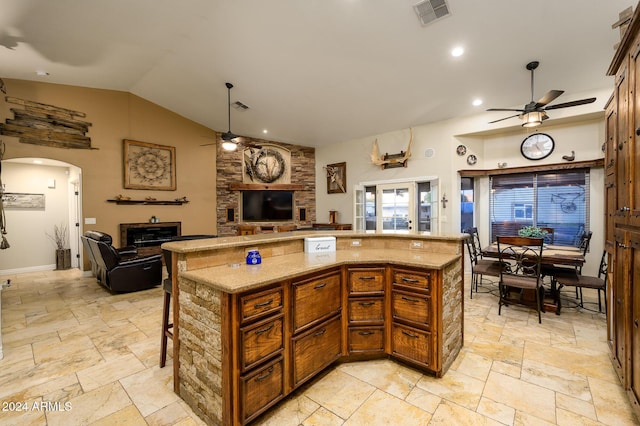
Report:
292,315,341,386
240,286,283,324
393,269,432,291
292,272,341,332
348,297,384,323
348,268,385,294
391,323,432,366
392,290,431,328
240,356,284,423
348,326,384,353
240,315,284,371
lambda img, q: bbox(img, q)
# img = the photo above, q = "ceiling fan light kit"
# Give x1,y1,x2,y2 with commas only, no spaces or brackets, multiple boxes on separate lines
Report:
487,61,596,126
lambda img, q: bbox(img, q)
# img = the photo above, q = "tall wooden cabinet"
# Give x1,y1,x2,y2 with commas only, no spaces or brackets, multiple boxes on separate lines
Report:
606,3,640,417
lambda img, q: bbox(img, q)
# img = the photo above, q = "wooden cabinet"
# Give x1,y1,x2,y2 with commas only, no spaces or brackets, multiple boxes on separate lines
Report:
292,270,341,333
235,284,285,424
346,267,385,354
390,267,435,369
292,316,342,386
606,5,640,416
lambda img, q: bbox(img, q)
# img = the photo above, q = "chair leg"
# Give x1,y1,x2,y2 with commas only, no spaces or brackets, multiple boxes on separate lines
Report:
160,290,171,368
536,286,543,323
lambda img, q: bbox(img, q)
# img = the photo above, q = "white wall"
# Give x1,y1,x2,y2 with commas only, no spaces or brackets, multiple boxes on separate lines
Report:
315,87,609,276
0,162,74,273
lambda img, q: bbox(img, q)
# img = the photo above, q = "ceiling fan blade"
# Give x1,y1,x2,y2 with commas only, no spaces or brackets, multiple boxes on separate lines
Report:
488,113,521,124
543,97,597,111
534,90,564,108
486,108,526,112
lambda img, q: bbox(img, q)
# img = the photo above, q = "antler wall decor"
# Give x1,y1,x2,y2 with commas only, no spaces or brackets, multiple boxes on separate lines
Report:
370,128,413,169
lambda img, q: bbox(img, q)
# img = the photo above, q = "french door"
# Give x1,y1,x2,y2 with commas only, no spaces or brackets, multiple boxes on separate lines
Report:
377,183,415,232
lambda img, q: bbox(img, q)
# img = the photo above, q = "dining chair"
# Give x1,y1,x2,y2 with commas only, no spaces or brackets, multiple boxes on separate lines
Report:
496,236,545,323
554,250,608,312
542,230,592,297
540,227,554,244
463,227,502,299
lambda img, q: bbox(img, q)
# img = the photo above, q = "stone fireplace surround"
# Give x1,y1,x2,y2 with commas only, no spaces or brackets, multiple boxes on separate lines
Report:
216,136,316,236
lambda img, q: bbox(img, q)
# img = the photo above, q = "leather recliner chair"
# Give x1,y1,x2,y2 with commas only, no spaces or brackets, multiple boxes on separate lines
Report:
82,230,162,292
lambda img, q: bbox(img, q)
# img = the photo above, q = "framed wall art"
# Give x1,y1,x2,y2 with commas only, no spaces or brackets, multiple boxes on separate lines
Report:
324,162,346,194
124,139,176,190
2,193,45,209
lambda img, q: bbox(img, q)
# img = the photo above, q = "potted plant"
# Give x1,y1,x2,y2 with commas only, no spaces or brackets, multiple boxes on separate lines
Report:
47,223,71,270
517,225,548,239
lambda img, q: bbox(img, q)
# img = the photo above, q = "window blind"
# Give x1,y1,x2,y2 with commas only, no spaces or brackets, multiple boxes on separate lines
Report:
489,169,589,246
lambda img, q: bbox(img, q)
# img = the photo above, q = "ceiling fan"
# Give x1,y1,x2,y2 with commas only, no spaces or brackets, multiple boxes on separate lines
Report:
487,61,596,127
201,82,261,150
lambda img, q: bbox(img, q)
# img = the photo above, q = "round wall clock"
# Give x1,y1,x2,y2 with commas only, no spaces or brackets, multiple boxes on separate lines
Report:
521,133,555,160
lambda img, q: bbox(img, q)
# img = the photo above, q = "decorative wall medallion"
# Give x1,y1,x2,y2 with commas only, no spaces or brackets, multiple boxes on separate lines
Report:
456,144,467,156
466,154,477,166
243,144,291,184
124,139,176,190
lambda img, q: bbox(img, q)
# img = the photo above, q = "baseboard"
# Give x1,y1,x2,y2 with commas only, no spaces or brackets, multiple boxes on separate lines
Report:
0,264,56,276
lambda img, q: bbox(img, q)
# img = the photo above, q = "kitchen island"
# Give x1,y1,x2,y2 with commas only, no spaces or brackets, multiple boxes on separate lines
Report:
162,231,466,425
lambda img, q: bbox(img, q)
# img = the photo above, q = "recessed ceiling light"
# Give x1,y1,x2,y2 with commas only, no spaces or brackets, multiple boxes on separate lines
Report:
451,46,464,57
263,129,268,134
33,160,43,164
472,99,483,106
35,70,49,76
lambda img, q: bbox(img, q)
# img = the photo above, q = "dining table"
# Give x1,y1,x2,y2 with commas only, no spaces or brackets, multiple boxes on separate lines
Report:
481,243,585,315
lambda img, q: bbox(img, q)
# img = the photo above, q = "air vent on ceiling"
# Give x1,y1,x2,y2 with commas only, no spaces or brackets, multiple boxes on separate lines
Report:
413,0,451,26
232,101,249,110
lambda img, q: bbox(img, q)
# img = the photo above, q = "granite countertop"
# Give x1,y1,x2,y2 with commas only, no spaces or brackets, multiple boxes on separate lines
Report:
163,230,468,253
180,248,460,293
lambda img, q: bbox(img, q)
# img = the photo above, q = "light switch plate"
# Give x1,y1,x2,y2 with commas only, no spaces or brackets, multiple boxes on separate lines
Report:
84,218,96,225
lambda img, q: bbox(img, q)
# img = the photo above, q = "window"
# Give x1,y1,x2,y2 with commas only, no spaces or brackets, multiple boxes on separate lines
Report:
489,169,589,246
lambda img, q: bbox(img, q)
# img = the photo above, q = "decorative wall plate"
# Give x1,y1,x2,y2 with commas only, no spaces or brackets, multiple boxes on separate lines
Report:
466,154,477,166
456,144,467,156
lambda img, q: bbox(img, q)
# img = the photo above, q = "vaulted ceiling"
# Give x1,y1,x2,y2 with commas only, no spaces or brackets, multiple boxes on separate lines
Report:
0,0,633,146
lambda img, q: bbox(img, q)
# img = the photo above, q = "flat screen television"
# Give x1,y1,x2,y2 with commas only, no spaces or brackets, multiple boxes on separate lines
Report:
242,190,294,221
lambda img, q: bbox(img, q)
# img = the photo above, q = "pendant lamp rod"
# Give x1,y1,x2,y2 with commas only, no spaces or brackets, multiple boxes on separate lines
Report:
226,82,233,134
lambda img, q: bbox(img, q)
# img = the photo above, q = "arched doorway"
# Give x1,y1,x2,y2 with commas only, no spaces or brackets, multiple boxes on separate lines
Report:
0,158,82,274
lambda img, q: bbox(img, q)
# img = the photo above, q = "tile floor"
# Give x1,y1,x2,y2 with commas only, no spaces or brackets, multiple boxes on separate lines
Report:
0,269,637,425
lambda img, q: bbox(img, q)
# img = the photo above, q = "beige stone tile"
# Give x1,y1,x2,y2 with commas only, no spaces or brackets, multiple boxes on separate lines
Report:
90,403,147,425
490,360,522,378
405,386,442,414
455,351,493,381
33,335,97,364
513,410,556,425
254,394,320,426
302,406,345,425
128,334,165,368
589,376,638,425
415,369,485,410
464,339,524,367
0,343,34,368
89,323,149,360
337,359,422,399
119,365,179,417
521,358,591,401
77,353,146,392
145,400,198,426
303,369,375,419
343,389,431,426
483,371,556,423
524,341,619,384
45,381,133,426
429,400,503,425
0,397,47,426
555,393,597,422
477,396,516,424
555,408,602,426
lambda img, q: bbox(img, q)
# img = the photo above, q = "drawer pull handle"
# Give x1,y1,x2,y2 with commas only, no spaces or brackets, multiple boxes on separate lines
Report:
401,277,420,283
358,331,374,336
635,319,639,328
401,296,421,303
314,282,327,289
358,276,375,280
359,301,375,307
254,299,273,308
255,367,274,382
402,330,419,338
255,324,275,335
314,328,327,337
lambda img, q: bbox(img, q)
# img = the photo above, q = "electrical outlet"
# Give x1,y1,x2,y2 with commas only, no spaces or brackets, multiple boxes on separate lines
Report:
411,240,423,249
85,218,96,225
351,239,361,247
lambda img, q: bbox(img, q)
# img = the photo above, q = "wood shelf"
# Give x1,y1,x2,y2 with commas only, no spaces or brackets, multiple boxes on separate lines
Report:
228,183,305,191
107,199,189,205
